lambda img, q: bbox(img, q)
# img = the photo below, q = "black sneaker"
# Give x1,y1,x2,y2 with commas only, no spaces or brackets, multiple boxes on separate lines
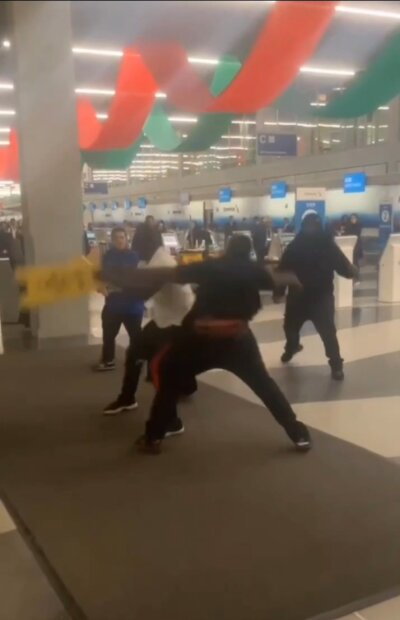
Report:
281,345,304,364
94,361,116,372
136,435,162,455
103,397,138,416
286,421,312,452
165,418,184,438
331,368,344,381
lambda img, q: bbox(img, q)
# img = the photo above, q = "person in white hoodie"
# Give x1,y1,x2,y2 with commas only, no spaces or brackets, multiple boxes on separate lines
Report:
103,233,195,425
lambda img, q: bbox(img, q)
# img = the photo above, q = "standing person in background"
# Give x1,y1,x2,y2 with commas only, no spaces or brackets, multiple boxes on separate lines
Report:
158,220,167,234
186,221,202,249
346,213,363,275
95,227,143,372
252,217,267,265
224,215,236,247
279,212,356,381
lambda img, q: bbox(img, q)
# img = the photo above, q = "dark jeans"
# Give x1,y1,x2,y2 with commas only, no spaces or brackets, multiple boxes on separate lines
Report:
283,292,342,369
146,327,297,441
101,305,142,363
120,321,197,402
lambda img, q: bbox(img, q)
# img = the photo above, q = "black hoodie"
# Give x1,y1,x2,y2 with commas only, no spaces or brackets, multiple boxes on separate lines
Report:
279,229,354,297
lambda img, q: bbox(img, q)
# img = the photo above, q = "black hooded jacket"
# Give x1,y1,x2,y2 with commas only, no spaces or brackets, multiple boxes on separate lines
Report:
279,230,354,297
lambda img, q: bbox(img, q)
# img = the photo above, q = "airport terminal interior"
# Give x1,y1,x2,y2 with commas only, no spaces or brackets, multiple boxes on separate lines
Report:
2,1,400,619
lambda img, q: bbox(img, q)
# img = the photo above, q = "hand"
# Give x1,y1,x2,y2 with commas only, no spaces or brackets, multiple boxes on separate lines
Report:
271,270,302,291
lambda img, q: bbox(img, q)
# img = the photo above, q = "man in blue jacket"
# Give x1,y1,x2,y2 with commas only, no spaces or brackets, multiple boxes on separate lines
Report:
96,227,143,372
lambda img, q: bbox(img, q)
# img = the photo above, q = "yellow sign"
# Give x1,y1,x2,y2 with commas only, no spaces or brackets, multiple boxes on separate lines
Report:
16,256,101,308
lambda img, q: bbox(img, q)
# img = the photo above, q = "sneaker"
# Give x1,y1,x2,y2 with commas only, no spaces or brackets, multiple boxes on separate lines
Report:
331,368,344,381
165,418,185,438
103,397,138,416
136,435,162,455
94,361,116,372
281,345,304,364
285,421,312,452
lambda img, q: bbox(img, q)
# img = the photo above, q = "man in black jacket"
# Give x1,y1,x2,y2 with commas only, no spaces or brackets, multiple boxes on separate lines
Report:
279,212,356,380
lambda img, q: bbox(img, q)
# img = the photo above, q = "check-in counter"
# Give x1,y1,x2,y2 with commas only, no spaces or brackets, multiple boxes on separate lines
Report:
334,235,357,308
378,233,400,303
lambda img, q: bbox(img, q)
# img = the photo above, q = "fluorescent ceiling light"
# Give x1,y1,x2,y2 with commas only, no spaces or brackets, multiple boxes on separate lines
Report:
0,109,15,116
96,113,108,120
336,5,400,20
76,87,115,96
310,102,326,107
140,144,154,149
2,40,10,49
73,47,123,57
221,135,256,140
0,82,13,91
378,106,389,111
231,120,256,125
300,66,355,77
168,116,198,123
0,140,10,145
188,56,219,65
0,127,10,133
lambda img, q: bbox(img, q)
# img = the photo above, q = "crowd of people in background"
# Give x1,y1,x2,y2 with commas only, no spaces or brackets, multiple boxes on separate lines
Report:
0,219,24,270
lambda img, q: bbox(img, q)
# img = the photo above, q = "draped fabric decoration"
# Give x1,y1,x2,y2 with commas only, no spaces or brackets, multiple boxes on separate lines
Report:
0,1,337,179
317,31,400,119
0,130,19,182
138,1,336,114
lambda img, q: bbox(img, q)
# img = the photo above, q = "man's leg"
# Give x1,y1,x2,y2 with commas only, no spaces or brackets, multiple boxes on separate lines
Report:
223,330,311,450
122,314,142,349
282,295,306,362
100,306,122,367
312,296,344,379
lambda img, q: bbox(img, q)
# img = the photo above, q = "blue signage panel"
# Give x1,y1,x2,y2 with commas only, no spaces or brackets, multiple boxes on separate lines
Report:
219,187,232,203
83,181,108,195
344,172,367,193
271,181,287,199
294,201,326,233
124,199,133,210
137,197,147,209
258,133,297,157
379,203,393,250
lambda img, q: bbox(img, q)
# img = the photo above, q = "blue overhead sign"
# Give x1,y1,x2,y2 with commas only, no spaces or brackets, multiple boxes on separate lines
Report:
258,133,297,157
271,181,287,199
344,172,367,193
219,187,233,203
137,197,147,209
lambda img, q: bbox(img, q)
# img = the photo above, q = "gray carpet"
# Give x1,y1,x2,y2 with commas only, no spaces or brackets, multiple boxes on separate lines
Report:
1,348,400,620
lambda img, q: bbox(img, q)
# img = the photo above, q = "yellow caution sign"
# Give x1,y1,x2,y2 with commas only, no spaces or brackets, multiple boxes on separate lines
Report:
16,256,101,308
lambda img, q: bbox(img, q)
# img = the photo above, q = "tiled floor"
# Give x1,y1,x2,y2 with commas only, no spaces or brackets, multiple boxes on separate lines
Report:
2,266,400,620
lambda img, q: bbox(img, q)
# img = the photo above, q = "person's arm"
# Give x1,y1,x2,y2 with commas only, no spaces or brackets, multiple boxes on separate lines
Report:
332,244,357,279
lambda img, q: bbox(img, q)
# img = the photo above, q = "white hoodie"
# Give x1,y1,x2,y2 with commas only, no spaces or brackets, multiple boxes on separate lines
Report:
144,247,194,328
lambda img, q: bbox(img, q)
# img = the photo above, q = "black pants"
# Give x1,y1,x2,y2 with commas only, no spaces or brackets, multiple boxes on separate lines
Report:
120,321,197,402
146,327,297,440
283,292,342,369
101,305,142,363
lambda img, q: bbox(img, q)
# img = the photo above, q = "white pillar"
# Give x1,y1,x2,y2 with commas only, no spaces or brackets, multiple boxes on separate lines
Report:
10,1,89,344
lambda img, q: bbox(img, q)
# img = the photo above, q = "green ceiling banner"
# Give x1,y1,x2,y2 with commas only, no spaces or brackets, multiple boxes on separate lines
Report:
318,31,400,118
144,56,242,152
81,138,143,169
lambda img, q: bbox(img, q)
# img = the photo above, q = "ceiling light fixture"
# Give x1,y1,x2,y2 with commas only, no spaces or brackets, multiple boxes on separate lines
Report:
0,109,16,116
76,87,115,96
221,135,256,140
96,113,108,120
300,66,355,76
0,82,13,91
0,127,11,133
231,120,257,125
2,40,10,49
336,5,400,20
168,116,198,123
310,102,326,107
0,140,10,146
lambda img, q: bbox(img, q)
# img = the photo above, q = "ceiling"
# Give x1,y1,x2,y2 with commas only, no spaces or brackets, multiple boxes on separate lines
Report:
2,1,400,180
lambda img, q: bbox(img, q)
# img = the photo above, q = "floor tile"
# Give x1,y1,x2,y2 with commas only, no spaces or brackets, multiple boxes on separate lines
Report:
358,595,400,619
0,500,15,534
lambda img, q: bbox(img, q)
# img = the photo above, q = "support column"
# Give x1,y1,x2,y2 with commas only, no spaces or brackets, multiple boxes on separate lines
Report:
10,1,89,344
